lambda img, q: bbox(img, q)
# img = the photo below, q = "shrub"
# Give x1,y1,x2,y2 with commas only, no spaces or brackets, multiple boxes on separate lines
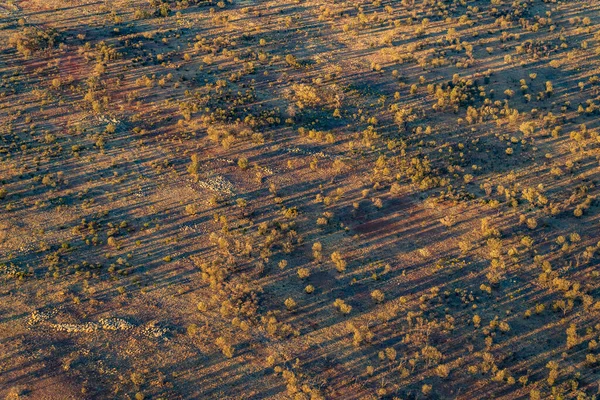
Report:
436,364,450,378
9,27,59,58
566,324,578,349
237,157,249,170
312,242,322,262
187,324,198,336
297,268,310,279
371,290,384,303
333,299,352,314
284,298,296,310
188,154,200,179
215,337,234,358
291,84,321,108
331,251,346,272
285,54,298,67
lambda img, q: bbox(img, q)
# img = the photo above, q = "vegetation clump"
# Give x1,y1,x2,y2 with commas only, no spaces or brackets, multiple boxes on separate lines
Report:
1,0,599,398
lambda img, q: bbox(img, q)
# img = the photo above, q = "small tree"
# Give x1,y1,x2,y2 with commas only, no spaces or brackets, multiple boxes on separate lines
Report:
331,251,346,272
188,154,200,180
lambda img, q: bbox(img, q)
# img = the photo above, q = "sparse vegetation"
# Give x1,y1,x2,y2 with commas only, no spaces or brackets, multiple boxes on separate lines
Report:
1,0,599,398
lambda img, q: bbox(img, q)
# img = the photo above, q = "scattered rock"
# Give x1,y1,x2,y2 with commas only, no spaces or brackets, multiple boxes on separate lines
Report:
52,322,99,333
29,310,135,334
142,321,169,339
28,309,58,326
99,317,134,331
196,175,235,195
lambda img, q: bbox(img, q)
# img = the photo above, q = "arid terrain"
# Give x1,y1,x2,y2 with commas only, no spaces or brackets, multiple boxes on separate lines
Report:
0,0,599,399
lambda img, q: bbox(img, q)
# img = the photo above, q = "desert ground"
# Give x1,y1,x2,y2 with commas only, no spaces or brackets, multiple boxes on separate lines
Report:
0,0,599,399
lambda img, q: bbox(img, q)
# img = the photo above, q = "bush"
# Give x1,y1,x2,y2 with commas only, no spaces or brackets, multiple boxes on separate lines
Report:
333,299,352,314
331,251,346,272
371,290,384,303
284,297,296,310
237,157,249,170
9,27,59,58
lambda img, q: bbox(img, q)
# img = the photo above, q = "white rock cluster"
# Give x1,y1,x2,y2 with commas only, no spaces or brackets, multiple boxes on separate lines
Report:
52,322,99,333
28,310,134,333
197,175,235,195
141,322,168,339
28,309,58,326
99,317,135,331
51,318,133,333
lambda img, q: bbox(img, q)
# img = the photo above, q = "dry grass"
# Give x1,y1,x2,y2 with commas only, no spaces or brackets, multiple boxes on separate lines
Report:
0,0,599,399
